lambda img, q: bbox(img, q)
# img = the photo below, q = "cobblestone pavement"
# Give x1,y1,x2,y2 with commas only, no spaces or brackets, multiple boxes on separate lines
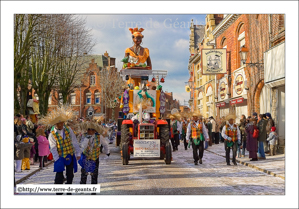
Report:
18,142,285,195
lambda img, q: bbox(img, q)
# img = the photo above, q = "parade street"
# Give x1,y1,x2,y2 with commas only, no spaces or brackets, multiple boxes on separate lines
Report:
18,143,284,195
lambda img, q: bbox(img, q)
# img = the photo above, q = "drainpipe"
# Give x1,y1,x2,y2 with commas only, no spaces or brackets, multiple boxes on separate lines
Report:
269,14,272,48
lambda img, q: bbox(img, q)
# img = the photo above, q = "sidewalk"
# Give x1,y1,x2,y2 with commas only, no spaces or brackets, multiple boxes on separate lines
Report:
15,160,54,184
205,142,285,180
15,142,119,184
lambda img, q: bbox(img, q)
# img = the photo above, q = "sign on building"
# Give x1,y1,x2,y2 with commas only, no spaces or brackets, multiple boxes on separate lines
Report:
201,49,227,75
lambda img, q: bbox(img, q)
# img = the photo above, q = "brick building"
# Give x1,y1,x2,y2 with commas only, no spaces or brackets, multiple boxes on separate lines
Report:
48,52,120,121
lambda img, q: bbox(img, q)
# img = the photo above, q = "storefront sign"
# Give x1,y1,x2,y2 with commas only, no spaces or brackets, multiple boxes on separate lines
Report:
234,74,244,95
216,102,226,107
201,48,227,75
134,140,160,157
230,98,244,105
219,82,226,99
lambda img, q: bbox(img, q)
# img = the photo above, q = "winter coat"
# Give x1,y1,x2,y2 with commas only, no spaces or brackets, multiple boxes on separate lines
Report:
23,142,33,158
30,144,36,158
245,123,258,152
37,135,50,156
267,131,278,145
257,119,267,142
207,122,212,135
238,119,247,142
211,119,216,132
15,142,32,160
266,118,275,135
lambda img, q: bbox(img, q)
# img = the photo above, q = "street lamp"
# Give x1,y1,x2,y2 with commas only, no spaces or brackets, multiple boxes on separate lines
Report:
239,46,264,68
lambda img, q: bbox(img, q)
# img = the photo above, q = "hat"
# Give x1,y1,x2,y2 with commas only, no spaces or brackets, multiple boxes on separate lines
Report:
29,138,34,143
265,113,272,118
225,114,237,121
76,121,108,137
252,112,258,116
271,126,276,132
129,27,144,38
38,105,75,127
157,85,162,90
93,115,105,122
191,110,202,118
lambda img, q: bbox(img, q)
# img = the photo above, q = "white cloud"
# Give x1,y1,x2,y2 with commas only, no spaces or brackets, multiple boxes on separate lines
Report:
174,39,189,50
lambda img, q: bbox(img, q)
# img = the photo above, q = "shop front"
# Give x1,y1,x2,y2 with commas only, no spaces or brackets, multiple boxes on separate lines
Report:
264,42,285,152
230,66,248,123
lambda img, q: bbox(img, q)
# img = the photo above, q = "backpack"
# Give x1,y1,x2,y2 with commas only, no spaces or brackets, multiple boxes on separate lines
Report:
253,127,259,138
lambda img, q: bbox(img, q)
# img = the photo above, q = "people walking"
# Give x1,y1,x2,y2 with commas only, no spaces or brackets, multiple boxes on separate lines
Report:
39,105,81,195
257,114,267,159
15,135,32,173
21,136,33,170
221,114,241,166
219,116,226,143
267,126,278,156
210,116,219,144
78,121,110,194
186,112,210,165
245,118,259,161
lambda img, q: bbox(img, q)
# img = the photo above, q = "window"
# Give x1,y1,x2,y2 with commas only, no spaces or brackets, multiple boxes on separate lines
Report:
48,94,52,105
59,93,63,105
95,92,100,104
90,75,95,85
206,86,213,104
71,93,76,105
86,92,91,104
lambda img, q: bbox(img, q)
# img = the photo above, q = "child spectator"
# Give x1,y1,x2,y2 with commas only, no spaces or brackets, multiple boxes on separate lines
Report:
36,127,50,169
267,127,278,156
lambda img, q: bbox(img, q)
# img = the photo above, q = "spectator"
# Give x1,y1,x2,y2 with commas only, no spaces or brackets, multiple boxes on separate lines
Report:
37,128,50,169
21,136,33,170
257,114,267,159
265,113,275,134
267,126,278,156
219,116,226,143
29,138,36,165
207,119,213,147
237,115,247,158
15,135,32,172
245,118,258,161
210,116,218,144
252,112,258,120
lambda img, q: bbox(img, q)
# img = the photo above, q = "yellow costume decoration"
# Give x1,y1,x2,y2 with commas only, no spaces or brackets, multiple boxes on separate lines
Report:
125,47,150,64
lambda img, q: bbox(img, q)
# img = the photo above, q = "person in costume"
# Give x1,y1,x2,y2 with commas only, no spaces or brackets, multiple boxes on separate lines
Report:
78,121,110,193
221,114,241,165
186,112,210,165
39,105,81,195
170,115,179,152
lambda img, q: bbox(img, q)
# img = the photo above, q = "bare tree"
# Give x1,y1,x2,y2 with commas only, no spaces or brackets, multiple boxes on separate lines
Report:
57,15,95,104
99,68,126,120
14,14,41,114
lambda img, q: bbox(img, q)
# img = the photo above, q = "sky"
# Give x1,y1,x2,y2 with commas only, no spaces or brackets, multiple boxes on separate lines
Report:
82,14,206,106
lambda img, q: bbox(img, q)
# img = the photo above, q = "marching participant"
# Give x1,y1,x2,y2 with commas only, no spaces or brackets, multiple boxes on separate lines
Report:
78,121,110,188
186,112,210,165
39,105,81,195
221,114,241,165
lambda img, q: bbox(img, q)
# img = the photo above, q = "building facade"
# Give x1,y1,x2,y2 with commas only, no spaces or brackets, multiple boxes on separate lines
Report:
48,52,120,121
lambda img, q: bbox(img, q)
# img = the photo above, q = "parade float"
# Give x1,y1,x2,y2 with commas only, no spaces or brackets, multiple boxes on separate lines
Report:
118,27,172,165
